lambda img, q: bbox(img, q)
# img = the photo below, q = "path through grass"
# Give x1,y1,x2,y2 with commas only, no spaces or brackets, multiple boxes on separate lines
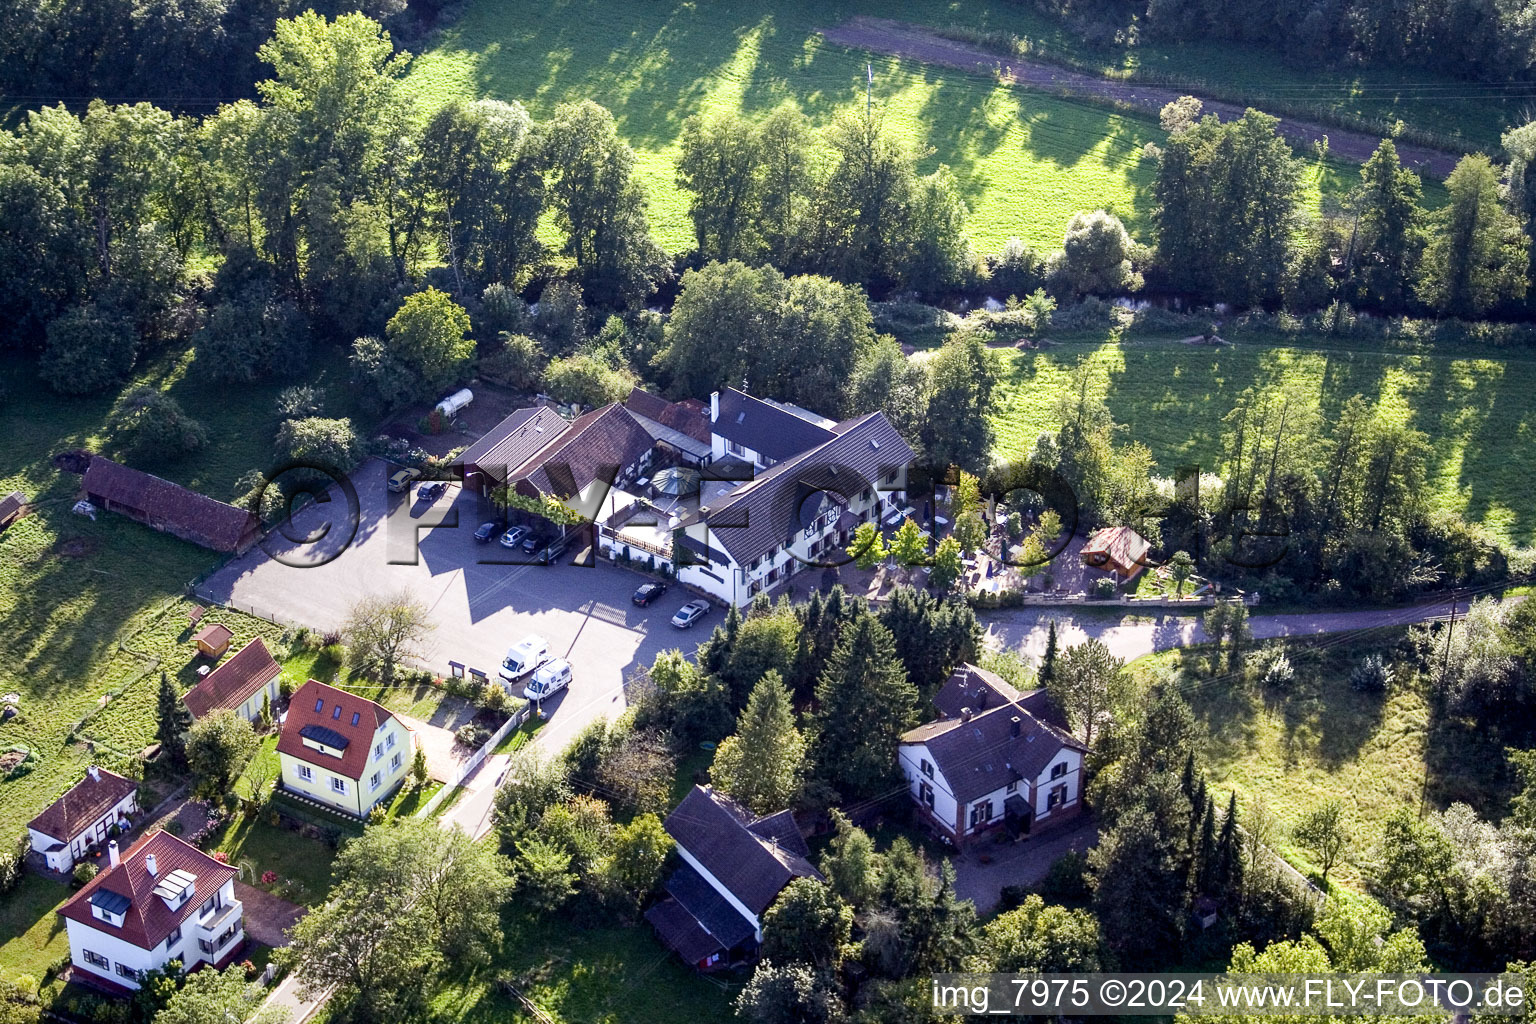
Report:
403,0,1446,255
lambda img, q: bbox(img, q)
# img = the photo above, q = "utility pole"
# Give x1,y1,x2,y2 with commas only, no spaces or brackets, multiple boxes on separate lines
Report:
866,63,873,121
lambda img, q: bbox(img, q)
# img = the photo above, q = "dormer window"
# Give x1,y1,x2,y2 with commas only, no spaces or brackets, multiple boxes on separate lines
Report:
152,868,197,911
89,889,130,928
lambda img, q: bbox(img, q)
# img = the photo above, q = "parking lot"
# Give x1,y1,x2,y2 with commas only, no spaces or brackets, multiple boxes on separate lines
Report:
197,459,707,755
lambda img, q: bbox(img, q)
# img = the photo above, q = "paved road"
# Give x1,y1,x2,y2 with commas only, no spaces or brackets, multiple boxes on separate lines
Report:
437,752,510,841
981,594,1466,663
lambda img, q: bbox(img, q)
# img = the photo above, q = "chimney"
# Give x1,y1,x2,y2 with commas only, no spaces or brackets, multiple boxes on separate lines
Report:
107,840,120,868
1010,716,1021,738
87,765,99,782
710,390,720,425
145,853,157,877
960,707,973,723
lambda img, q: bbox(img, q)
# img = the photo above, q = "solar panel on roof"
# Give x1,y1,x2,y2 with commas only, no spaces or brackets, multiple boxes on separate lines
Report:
299,723,350,749
90,889,131,916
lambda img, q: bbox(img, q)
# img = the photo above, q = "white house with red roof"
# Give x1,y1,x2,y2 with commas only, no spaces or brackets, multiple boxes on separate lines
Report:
58,830,242,991
276,679,413,817
28,766,139,872
181,638,282,723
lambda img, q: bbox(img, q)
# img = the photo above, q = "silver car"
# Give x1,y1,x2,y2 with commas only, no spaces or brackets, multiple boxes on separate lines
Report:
671,599,710,628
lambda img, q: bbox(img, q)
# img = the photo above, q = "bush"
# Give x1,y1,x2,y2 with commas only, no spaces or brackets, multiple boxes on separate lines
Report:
1261,651,1296,691
72,861,98,886
480,333,546,391
455,722,492,749
0,834,26,894
276,384,326,419
107,387,209,459
1035,849,1092,905
39,302,136,395
1349,653,1394,694
276,416,362,470
1092,577,1118,599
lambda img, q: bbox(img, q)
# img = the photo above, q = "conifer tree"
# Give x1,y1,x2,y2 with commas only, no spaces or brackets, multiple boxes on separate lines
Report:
156,671,190,763
811,613,917,800
710,671,806,814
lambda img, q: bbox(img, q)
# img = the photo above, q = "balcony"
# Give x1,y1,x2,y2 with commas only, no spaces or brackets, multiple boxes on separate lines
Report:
196,897,242,938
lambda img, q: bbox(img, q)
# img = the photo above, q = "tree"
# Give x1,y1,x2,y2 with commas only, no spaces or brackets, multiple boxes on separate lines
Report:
1417,154,1529,318
1168,550,1195,597
1047,638,1126,747
1023,287,1056,340
492,745,571,847
846,521,887,570
1505,748,1536,828
1048,210,1142,297
275,416,361,469
849,336,928,446
1088,805,1185,968
820,810,879,909
761,879,853,969
352,287,474,410
155,671,189,763
108,388,209,460
978,893,1102,971
595,812,670,915
1203,600,1252,670
1040,620,1060,686
543,351,636,408
153,964,286,1024
1293,799,1350,886
656,260,781,399
281,818,510,1023
542,100,665,307
734,960,842,1024
877,584,979,693
676,112,763,262
342,591,432,683
38,303,136,395
950,472,987,555
185,710,257,799
811,614,918,799
1352,139,1424,312
710,672,806,814
928,536,963,594
921,333,996,474
410,746,428,789
887,518,928,575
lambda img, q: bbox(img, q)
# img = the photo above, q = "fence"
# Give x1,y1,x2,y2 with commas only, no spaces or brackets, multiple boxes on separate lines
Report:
414,702,530,818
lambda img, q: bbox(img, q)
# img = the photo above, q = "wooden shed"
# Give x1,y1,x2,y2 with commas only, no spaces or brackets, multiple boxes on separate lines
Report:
1081,525,1152,579
193,622,233,658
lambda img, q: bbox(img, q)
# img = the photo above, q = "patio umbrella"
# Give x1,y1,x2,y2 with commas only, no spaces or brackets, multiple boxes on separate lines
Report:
653,467,700,496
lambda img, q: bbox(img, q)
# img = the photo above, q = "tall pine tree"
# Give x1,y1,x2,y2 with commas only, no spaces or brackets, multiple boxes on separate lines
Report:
156,670,189,763
810,612,918,800
709,671,806,814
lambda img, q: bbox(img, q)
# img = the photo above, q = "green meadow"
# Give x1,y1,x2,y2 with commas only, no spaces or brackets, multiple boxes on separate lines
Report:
401,0,1448,255
987,333,1536,548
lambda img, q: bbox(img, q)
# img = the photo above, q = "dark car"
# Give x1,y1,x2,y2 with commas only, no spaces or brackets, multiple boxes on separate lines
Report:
417,482,446,503
632,582,668,606
474,521,499,543
521,533,544,554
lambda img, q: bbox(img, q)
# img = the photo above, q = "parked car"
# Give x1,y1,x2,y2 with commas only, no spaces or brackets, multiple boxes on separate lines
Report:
498,635,549,683
520,533,544,554
474,521,499,543
523,658,572,701
671,599,710,628
499,526,528,549
417,481,447,503
387,467,421,493
534,534,572,566
632,582,668,606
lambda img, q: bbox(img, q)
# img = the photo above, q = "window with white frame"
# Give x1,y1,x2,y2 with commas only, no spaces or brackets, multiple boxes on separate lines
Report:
116,963,138,980
969,800,994,829
391,752,402,770
386,733,395,749
919,781,935,808
1048,784,1068,809
1051,762,1068,780
297,764,313,782
331,777,347,794
166,925,182,949
370,772,381,791
374,743,384,761
920,758,934,779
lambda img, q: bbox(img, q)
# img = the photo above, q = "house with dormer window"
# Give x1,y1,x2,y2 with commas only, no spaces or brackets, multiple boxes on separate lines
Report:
58,830,242,991
898,664,1087,847
276,679,413,817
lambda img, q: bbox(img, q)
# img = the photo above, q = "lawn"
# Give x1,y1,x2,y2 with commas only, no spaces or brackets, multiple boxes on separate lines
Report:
213,813,339,907
988,331,1536,547
401,0,1443,256
426,908,737,1024
0,342,365,845
0,874,70,984
1127,632,1506,890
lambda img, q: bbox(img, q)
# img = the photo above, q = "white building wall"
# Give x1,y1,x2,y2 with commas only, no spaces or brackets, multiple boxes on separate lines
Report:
66,917,160,989
898,743,959,837
29,789,140,870
1032,750,1084,820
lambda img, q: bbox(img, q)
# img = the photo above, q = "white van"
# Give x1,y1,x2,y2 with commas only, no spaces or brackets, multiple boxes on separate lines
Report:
523,658,572,701
498,635,548,684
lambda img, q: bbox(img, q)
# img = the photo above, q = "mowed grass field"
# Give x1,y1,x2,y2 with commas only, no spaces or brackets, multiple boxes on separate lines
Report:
401,0,1446,255
987,332,1536,547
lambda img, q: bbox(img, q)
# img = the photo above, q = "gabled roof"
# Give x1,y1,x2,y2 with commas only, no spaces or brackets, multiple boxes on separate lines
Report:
58,830,237,950
455,405,572,483
626,387,711,444
663,786,819,916
0,491,25,525
82,457,261,553
513,403,655,498
193,623,232,649
714,389,836,462
28,768,138,842
686,412,914,566
183,638,281,719
902,664,1086,805
1082,525,1152,574
277,680,396,781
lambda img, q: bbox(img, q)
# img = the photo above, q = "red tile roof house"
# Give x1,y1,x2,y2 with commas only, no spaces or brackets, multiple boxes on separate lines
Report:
27,767,140,873
898,664,1088,849
58,830,243,992
276,680,414,818
182,638,282,724
82,457,263,554
1080,525,1153,582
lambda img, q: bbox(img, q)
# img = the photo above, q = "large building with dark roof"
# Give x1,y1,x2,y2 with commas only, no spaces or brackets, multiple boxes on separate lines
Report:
276,679,414,817
898,664,1087,847
644,786,819,971
58,830,243,991
83,457,262,554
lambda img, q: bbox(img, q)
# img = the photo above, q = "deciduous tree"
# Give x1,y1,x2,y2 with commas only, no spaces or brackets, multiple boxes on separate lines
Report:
342,591,432,683
185,710,257,798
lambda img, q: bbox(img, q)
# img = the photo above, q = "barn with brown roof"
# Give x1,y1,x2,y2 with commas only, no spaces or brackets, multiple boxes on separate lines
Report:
82,458,262,554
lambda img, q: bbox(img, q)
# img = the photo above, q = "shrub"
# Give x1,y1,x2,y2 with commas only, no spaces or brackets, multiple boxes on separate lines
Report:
480,333,546,391
0,834,26,894
1036,849,1092,905
39,302,137,395
367,805,387,826
72,861,98,886
455,722,492,749
260,870,278,885
1092,577,1118,599
107,387,209,459
275,416,361,470
1262,652,1296,691
276,384,326,419
1349,653,1393,694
